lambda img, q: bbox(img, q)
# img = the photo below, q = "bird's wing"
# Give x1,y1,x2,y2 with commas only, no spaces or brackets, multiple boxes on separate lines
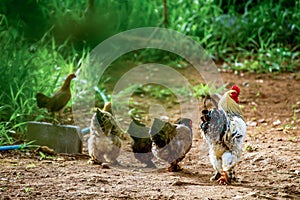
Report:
36,93,51,108
94,108,113,136
223,115,246,151
150,118,176,149
174,125,193,154
201,108,229,145
47,90,71,112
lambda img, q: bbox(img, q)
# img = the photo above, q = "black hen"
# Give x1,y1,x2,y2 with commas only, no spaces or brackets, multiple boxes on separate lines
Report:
127,119,155,168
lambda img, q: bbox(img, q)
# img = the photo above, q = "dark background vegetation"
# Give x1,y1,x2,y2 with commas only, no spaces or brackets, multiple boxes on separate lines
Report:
0,0,299,145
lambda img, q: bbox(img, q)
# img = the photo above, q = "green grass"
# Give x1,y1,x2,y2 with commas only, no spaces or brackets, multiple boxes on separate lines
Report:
1,0,300,145
0,15,80,145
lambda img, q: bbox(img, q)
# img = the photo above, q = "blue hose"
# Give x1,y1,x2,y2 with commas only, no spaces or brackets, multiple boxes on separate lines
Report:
81,127,90,135
0,144,25,151
94,86,109,104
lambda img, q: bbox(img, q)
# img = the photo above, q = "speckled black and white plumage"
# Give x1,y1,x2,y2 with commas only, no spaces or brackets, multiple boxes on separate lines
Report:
150,118,193,172
200,89,246,184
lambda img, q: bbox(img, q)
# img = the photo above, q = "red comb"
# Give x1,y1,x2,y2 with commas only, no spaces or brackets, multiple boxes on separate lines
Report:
231,85,240,94
230,85,240,103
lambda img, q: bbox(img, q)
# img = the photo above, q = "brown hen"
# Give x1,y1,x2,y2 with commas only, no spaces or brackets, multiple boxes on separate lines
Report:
36,73,76,118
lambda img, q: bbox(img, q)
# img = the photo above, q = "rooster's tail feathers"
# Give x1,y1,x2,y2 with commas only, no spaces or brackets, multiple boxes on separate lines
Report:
36,93,50,108
203,95,218,109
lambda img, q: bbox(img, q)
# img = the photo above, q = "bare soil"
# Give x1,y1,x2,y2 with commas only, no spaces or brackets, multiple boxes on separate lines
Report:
1,70,300,200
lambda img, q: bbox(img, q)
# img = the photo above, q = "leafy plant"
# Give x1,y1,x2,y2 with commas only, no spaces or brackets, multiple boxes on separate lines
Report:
38,151,56,160
245,144,258,152
24,187,33,193
193,83,228,99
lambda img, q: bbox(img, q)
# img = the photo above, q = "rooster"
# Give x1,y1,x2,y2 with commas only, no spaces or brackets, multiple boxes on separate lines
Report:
87,102,123,166
150,118,193,172
127,118,155,168
200,85,246,185
36,73,76,119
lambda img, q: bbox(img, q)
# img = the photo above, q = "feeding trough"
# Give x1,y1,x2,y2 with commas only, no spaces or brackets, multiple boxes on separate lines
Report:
26,121,85,154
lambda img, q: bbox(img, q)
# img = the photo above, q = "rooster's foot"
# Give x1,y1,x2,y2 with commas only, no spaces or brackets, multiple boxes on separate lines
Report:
87,159,102,165
217,171,230,185
101,163,110,169
210,172,221,181
168,164,183,172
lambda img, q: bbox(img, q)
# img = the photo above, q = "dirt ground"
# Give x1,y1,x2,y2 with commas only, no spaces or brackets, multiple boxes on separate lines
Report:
1,69,300,199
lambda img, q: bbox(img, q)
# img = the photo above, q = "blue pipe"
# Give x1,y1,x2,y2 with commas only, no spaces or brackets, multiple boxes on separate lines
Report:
80,86,110,135
94,86,109,104
81,127,90,135
0,144,25,151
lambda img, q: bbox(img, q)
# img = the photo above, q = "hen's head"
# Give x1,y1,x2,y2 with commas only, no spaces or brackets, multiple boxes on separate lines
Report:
176,118,192,130
230,85,240,103
68,73,76,79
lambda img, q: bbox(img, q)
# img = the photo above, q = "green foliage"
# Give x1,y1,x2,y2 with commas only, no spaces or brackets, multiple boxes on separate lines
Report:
1,0,300,145
226,46,299,72
193,83,227,99
0,15,80,145
245,144,258,152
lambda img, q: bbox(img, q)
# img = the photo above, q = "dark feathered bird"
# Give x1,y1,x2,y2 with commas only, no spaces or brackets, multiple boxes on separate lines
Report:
150,118,193,172
127,118,155,168
88,102,123,166
36,73,76,118
200,85,246,185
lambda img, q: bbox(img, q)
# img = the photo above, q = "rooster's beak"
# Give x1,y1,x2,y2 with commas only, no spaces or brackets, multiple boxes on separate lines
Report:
226,90,237,95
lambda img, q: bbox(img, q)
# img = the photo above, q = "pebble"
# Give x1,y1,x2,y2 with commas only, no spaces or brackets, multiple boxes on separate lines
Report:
273,119,281,126
257,119,266,123
247,121,257,127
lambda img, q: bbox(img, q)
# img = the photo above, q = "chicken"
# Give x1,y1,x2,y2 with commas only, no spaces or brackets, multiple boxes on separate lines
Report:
88,102,123,166
36,73,76,119
127,118,155,168
200,85,246,185
149,118,193,172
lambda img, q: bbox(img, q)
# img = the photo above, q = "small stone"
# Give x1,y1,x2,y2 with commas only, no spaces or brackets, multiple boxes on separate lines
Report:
273,119,281,126
101,164,110,169
247,121,257,127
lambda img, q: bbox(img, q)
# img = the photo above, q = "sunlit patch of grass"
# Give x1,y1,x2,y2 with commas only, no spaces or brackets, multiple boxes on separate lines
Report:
0,22,82,145
193,82,227,99
24,187,33,193
245,144,258,152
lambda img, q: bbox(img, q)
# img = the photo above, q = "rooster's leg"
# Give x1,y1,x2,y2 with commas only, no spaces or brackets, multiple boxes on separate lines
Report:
217,171,230,185
210,171,221,181
209,152,222,180
220,151,238,184
168,161,183,172
87,158,102,165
